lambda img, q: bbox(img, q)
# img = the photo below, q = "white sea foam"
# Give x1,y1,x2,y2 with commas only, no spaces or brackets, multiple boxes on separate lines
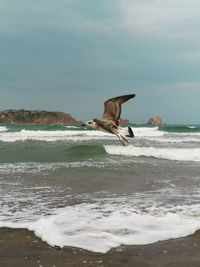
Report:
143,136,200,143
187,126,197,129
0,159,123,174
119,127,165,137
104,145,200,162
1,201,200,253
132,127,165,137
65,126,80,129
0,126,7,132
0,130,114,142
0,127,167,142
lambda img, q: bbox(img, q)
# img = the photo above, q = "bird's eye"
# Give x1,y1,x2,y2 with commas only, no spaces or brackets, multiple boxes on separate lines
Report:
88,122,92,124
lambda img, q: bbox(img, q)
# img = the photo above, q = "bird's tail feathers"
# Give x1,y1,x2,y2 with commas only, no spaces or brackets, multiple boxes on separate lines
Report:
125,126,134,138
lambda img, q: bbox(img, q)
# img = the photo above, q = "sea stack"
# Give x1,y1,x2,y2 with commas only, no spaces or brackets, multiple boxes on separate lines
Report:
147,114,162,125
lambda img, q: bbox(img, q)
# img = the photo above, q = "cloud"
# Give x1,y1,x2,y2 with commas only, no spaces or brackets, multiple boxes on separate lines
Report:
153,81,200,94
179,52,200,62
0,0,119,35
119,0,200,40
1,0,200,42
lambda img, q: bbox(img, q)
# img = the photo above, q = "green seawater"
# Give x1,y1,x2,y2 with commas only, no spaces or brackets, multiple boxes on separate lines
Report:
1,123,200,252
2,123,200,133
0,124,199,164
159,125,200,133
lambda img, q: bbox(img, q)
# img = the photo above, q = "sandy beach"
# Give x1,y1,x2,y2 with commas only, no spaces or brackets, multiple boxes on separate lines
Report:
1,227,200,267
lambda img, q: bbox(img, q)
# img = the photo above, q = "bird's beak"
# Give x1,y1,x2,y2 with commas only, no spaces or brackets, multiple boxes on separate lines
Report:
81,123,86,126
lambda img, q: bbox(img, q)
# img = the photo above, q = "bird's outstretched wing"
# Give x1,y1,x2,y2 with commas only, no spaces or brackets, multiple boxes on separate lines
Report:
101,94,136,125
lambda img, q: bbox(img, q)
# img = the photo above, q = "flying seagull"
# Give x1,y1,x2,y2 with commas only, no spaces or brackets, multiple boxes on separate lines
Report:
82,94,136,146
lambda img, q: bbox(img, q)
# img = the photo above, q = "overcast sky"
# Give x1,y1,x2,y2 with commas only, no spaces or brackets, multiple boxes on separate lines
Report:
0,0,200,124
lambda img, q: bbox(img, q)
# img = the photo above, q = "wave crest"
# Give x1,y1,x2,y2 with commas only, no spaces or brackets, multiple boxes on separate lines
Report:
104,145,200,162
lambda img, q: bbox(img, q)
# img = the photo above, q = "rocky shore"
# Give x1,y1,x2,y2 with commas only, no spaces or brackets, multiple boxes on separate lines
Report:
0,109,83,125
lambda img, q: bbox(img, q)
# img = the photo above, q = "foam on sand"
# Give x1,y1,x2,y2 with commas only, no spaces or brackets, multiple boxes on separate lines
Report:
16,202,200,253
1,191,200,253
104,145,200,162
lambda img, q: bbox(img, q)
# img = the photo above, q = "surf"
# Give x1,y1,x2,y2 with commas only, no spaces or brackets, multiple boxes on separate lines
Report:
1,199,200,253
104,145,200,162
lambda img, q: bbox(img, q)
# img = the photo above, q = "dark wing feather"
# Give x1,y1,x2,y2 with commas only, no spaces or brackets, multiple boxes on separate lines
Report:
95,120,117,134
101,94,136,125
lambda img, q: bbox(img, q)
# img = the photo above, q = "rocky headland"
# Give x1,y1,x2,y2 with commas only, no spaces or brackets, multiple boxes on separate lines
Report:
0,109,161,125
0,109,83,125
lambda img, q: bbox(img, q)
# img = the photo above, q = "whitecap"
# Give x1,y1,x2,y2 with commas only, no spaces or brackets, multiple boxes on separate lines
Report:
104,145,200,162
65,126,80,129
0,130,114,142
187,126,197,129
130,127,165,137
0,126,8,132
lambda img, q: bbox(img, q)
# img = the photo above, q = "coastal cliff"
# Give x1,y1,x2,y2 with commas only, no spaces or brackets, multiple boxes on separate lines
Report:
0,109,83,125
147,114,162,125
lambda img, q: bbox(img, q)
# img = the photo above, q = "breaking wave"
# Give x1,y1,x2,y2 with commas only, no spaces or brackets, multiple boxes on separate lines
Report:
0,126,7,132
104,145,200,162
0,129,113,142
0,127,166,142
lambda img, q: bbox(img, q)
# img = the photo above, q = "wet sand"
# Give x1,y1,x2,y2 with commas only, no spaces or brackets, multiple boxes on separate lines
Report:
1,228,200,267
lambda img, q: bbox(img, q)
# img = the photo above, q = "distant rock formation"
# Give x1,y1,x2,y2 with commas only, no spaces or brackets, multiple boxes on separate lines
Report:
0,109,83,125
120,119,135,125
147,114,162,125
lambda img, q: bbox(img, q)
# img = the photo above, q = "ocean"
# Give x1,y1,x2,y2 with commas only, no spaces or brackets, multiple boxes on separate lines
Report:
0,124,200,253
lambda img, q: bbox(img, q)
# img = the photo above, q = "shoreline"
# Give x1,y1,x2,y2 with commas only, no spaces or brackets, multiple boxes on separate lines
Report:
1,228,200,266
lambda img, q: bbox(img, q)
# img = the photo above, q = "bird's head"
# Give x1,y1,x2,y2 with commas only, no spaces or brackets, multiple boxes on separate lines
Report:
81,119,97,129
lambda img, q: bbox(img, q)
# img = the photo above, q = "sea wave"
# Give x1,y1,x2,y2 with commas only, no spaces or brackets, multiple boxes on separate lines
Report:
143,136,200,144
0,126,8,132
0,159,117,174
0,127,165,142
104,145,200,162
132,127,165,137
160,125,200,133
65,125,80,129
0,126,199,147
0,130,113,142
1,201,200,253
